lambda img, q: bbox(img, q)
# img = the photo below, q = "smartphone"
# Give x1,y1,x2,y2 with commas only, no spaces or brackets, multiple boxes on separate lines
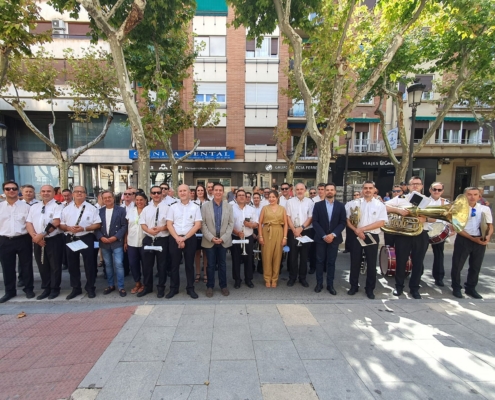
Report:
245,218,251,222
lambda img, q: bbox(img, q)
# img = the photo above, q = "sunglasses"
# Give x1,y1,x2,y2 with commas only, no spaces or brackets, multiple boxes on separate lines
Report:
123,192,134,195
471,208,476,217
161,187,169,191
4,187,18,191
392,190,402,193
309,192,316,195
281,187,289,190
353,194,360,196
151,191,162,195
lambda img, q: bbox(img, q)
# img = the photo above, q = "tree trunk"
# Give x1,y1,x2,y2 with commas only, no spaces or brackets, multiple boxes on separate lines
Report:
394,162,408,185
316,135,331,184
57,159,70,190
170,162,180,191
107,37,150,193
286,161,295,184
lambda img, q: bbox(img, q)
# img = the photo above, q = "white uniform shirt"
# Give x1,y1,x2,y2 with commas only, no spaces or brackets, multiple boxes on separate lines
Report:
346,197,388,234
252,204,263,223
163,196,176,206
22,199,39,206
385,194,430,231
464,204,493,236
121,201,135,214
313,196,324,203
0,200,31,237
232,204,258,237
279,196,291,208
427,197,449,229
61,201,101,237
139,202,170,238
260,199,269,207
166,200,202,235
126,207,146,247
26,199,63,237
207,193,214,201
286,196,314,230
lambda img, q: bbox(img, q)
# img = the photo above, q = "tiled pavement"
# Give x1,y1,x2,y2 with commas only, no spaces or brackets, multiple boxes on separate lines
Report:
0,306,135,400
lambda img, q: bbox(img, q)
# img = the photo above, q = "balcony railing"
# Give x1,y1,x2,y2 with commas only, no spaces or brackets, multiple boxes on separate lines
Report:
288,102,306,117
351,139,385,153
434,138,490,145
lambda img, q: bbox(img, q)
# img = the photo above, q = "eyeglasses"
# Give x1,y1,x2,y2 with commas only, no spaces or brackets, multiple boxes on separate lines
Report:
431,188,443,192
161,187,169,191
471,208,476,217
123,192,134,195
353,194,360,197
309,192,316,195
151,191,162,195
392,190,402,193
4,187,17,191
73,190,85,194
409,182,422,186
281,187,289,190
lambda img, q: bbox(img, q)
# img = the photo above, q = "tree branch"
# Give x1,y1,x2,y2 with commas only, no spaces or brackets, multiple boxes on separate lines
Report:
334,0,356,63
0,47,12,89
292,127,309,163
116,0,146,43
176,138,201,163
375,93,399,166
105,0,127,21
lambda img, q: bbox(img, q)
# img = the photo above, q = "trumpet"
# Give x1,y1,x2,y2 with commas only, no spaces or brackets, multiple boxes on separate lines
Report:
241,225,248,256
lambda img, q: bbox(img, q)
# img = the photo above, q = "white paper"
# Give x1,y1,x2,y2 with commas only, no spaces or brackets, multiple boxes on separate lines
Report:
94,242,99,249
296,235,314,243
408,191,431,208
66,240,89,252
356,233,377,247
232,239,249,244
144,245,163,252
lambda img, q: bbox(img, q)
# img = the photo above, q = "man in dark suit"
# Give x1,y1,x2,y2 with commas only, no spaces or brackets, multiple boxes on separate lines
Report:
95,191,128,297
312,183,347,295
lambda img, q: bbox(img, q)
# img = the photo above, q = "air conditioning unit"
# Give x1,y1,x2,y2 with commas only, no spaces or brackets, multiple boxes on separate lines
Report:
52,19,66,29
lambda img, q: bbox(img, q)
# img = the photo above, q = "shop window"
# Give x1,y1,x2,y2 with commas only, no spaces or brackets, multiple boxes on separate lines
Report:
70,114,131,149
245,83,278,105
194,36,226,57
246,37,279,59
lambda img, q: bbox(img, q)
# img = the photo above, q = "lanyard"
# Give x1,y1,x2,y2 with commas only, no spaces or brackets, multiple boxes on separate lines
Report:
154,207,159,227
75,205,86,226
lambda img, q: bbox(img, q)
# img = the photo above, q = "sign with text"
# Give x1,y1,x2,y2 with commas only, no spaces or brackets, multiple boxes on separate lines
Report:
387,128,398,150
129,150,235,160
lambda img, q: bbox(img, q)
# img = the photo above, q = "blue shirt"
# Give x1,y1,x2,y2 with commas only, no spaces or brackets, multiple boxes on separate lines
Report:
213,200,223,236
323,199,334,239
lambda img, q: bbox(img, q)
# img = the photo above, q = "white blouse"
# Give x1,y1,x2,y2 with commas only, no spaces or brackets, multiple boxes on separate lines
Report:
126,207,146,247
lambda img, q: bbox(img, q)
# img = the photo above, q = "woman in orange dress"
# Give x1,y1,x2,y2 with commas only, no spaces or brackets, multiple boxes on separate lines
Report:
258,190,288,287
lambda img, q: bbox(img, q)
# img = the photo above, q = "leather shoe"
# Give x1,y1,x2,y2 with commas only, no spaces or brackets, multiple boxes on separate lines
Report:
342,250,349,254
434,279,445,287
0,293,16,303
234,280,241,289
308,268,315,275
299,279,309,288
87,291,96,299
36,289,51,300
165,289,178,299
465,288,483,299
327,286,337,295
17,280,25,287
366,291,375,300
221,287,230,296
452,289,463,299
287,279,295,287
410,290,422,300
48,291,59,300
347,287,358,296
206,287,213,298
314,283,322,293
66,288,82,300
103,286,115,295
25,291,35,299
393,289,403,296
119,289,127,297
157,287,165,298
187,289,199,299
137,287,152,297
246,281,254,288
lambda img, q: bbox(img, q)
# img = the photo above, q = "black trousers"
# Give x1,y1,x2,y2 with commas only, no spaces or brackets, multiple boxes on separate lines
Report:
288,230,309,281
307,228,317,271
231,235,254,283
142,236,169,291
66,234,97,293
253,229,263,274
431,240,445,281
169,236,196,291
349,231,379,292
0,234,34,295
384,232,395,247
451,235,486,291
344,226,353,251
34,234,64,292
393,231,429,291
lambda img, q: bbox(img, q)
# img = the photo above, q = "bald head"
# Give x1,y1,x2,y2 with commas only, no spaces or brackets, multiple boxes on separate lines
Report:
295,182,306,199
178,184,190,202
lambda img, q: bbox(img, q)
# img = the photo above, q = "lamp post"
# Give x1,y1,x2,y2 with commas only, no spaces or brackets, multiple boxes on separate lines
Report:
0,123,7,183
343,124,353,203
407,81,426,181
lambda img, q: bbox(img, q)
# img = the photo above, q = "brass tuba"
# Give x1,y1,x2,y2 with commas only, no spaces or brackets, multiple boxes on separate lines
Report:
382,194,469,236
349,204,361,227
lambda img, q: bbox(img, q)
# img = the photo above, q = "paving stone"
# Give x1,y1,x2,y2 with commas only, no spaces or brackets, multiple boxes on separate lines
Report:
304,304,343,314
213,313,249,327
173,325,213,342
79,341,131,389
211,324,254,360
112,314,147,343
261,383,319,400
122,326,175,362
248,315,290,341
246,304,281,315
214,304,247,315
157,340,211,385
208,360,262,400
292,338,345,360
150,385,192,400
177,312,214,329
303,359,374,400
465,381,495,400
143,305,184,327
253,340,310,384
95,361,161,400
277,304,319,327
363,382,428,400
181,304,216,315
71,388,100,400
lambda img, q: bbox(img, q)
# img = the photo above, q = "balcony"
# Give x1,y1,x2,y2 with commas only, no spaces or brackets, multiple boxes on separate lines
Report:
351,139,385,153
434,138,490,145
288,102,305,117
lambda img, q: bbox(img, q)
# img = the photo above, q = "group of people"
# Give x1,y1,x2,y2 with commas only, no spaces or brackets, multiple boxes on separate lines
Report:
0,176,492,303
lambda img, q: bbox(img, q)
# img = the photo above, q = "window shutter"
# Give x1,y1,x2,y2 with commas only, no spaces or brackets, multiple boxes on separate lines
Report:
443,121,461,130
271,38,279,55
462,122,479,130
414,121,430,129
355,123,369,132
246,39,255,51
416,75,433,91
68,22,91,36
195,128,226,147
245,128,276,145
245,84,257,104
31,21,52,34
196,82,226,96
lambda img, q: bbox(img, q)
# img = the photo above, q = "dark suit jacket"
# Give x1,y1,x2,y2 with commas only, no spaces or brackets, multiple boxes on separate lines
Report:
312,199,347,244
95,206,128,249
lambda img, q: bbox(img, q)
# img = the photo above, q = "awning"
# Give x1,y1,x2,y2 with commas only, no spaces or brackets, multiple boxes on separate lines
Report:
482,173,495,180
346,118,381,123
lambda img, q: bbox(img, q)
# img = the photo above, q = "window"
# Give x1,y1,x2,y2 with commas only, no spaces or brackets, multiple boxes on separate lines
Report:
413,120,429,143
194,36,226,57
289,101,305,117
245,128,276,145
195,82,226,103
246,37,279,58
195,127,226,147
70,114,131,149
359,94,374,104
292,132,318,158
415,75,434,101
353,123,369,152
245,83,278,105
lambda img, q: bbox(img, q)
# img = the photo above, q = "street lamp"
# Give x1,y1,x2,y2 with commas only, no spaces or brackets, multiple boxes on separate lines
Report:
0,123,7,182
343,124,353,203
407,81,426,181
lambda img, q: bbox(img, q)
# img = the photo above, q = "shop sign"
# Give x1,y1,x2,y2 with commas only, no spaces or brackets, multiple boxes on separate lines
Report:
361,160,393,167
129,150,235,160
265,164,331,172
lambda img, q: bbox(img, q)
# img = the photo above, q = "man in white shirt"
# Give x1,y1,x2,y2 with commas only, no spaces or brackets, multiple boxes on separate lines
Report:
26,185,64,300
251,192,264,274
346,181,388,299
206,182,214,201
231,190,259,289
60,186,102,300
451,186,493,299
286,183,314,287
312,183,326,203
308,187,317,200
166,184,202,299
61,189,73,270
139,186,171,298
0,181,35,303
160,183,176,205
260,188,270,207
278,183,291,208
121,188,136,213
385,176,430,299
21,184,39,205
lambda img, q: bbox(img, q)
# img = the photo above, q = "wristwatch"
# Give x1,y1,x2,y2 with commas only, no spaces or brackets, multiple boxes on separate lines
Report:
301,224,306,230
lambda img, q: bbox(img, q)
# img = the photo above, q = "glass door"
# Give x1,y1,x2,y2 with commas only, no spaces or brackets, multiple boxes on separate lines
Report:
454,167,472,198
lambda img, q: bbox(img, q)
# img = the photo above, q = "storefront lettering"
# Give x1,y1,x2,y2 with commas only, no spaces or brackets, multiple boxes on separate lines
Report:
130,150,235,160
